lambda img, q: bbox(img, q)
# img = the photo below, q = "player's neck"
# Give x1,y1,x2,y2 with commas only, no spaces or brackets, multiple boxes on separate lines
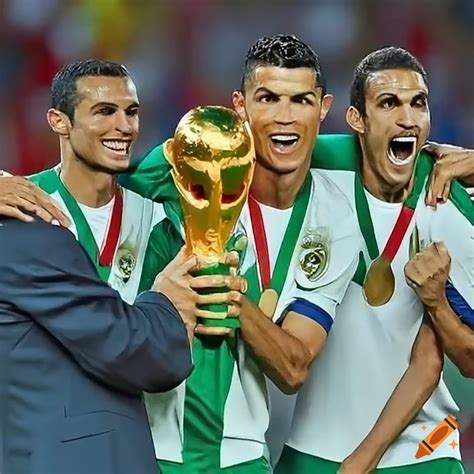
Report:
61,157,115,208
361,158,414,204
250,160,310,209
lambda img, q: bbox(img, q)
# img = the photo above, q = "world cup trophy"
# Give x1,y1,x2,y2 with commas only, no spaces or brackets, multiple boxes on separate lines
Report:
164,106,255,329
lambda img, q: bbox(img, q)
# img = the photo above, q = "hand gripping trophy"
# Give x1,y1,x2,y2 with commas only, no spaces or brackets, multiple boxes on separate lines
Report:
164,106,255,329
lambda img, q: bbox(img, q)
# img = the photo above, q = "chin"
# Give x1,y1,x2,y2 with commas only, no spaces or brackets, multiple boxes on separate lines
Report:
96,159,130,175
272,155,308,175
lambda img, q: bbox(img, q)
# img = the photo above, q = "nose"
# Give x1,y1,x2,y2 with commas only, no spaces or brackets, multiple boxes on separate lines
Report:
115,111,134,135
396,104,416,129
274,99,296,125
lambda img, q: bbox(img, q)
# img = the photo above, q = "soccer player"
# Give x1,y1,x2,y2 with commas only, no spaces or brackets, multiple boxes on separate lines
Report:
28,58,241,310
141,35,361,474
275,47,470,474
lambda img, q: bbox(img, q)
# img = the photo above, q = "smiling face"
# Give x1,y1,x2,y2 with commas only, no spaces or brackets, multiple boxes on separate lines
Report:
233,66,332,176
347,68,430,192
52,75,139,173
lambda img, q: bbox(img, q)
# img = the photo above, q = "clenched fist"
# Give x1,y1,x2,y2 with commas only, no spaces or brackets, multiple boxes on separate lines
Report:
404,242,451,309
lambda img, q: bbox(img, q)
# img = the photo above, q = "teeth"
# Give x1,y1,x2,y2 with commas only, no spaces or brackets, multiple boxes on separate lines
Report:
392,137,416,144
271,135,298,142
102,140,129,152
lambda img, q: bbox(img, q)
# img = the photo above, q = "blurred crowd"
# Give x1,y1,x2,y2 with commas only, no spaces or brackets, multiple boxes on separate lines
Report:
0,0,472,466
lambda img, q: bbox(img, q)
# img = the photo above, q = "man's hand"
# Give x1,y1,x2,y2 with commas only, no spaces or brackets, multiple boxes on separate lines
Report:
0,172,70,226
423,142,474,208
153,249,247,339
193,250,247,337
404,242,451,309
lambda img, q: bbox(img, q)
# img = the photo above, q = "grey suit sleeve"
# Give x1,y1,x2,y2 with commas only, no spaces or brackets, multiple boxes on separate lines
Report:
0,217,192,395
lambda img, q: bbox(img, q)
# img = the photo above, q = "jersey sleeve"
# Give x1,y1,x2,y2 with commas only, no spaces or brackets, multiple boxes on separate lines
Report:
119,143,179,201
274,172,362,333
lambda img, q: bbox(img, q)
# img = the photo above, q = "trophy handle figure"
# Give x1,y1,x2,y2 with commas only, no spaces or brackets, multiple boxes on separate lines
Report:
164,106,255,329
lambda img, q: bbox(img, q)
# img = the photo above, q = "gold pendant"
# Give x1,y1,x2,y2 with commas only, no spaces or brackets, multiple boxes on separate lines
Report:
117,248,136,283
363,256,395,307
258,289,279,318
299,227,330,282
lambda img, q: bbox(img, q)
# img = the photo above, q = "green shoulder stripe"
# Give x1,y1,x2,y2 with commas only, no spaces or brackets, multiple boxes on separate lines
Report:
28,167,59,193
311,134,359,171
449,175,474,225
119,143,178,202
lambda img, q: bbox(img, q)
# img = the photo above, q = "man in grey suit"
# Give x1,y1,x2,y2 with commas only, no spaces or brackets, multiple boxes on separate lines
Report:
0,214,242,474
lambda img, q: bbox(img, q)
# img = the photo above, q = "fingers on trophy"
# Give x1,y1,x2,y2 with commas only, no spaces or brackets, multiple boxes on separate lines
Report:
164,106,255,329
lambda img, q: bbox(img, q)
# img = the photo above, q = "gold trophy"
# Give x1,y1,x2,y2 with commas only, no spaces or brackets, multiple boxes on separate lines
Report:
164,106,255,328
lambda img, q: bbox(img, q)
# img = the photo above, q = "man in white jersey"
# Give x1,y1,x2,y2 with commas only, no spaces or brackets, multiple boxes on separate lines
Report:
27,59,242,311
275,47,469,474
132,35,361,474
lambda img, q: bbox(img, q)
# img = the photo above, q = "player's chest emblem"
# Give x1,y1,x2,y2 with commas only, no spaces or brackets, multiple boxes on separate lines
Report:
298,227,330,282
116,247,136,283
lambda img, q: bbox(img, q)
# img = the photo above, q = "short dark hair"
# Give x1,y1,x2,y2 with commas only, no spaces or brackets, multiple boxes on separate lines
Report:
240,34,326,95
350,46,428,115
51,59,130,121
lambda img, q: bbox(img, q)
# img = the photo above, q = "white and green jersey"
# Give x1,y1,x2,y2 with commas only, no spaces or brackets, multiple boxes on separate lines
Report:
145,169,360,471
283,159,471,469
29,167,166,302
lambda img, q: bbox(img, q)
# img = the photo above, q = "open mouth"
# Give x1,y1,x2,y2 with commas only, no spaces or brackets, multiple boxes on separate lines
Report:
388,136,417,166
101,139,131,156
269,133,300,153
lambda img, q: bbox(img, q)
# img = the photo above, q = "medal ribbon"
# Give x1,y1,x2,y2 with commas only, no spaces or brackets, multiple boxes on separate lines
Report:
354,154,433,264
248,174,312,295
40,169,123,281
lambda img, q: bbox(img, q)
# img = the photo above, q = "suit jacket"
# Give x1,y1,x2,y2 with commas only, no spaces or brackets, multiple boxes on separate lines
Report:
0,217,193,474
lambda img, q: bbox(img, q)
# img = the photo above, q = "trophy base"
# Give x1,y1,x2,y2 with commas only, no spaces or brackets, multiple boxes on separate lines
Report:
192,261,240,329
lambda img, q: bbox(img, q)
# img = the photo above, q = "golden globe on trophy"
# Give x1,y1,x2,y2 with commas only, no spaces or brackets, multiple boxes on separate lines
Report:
164,106,255,328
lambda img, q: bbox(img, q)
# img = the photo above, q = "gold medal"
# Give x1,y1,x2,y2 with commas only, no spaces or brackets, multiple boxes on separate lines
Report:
258,288,279,318
116,248,136,283
299,227,329,282
363,256,395,306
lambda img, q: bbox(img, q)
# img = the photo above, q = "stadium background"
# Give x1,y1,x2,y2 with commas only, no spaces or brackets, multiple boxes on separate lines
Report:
0,0,472,469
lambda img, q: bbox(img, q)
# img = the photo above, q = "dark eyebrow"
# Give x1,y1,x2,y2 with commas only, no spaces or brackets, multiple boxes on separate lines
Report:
375,92,399,101
253,87,319,99
254,87,279,97
90,101,140,111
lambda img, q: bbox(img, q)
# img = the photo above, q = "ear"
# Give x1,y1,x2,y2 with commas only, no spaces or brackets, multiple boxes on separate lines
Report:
47,108,71,137
163,138,175,166
232,90,247,121
346,106,365,134
319,94,333,122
